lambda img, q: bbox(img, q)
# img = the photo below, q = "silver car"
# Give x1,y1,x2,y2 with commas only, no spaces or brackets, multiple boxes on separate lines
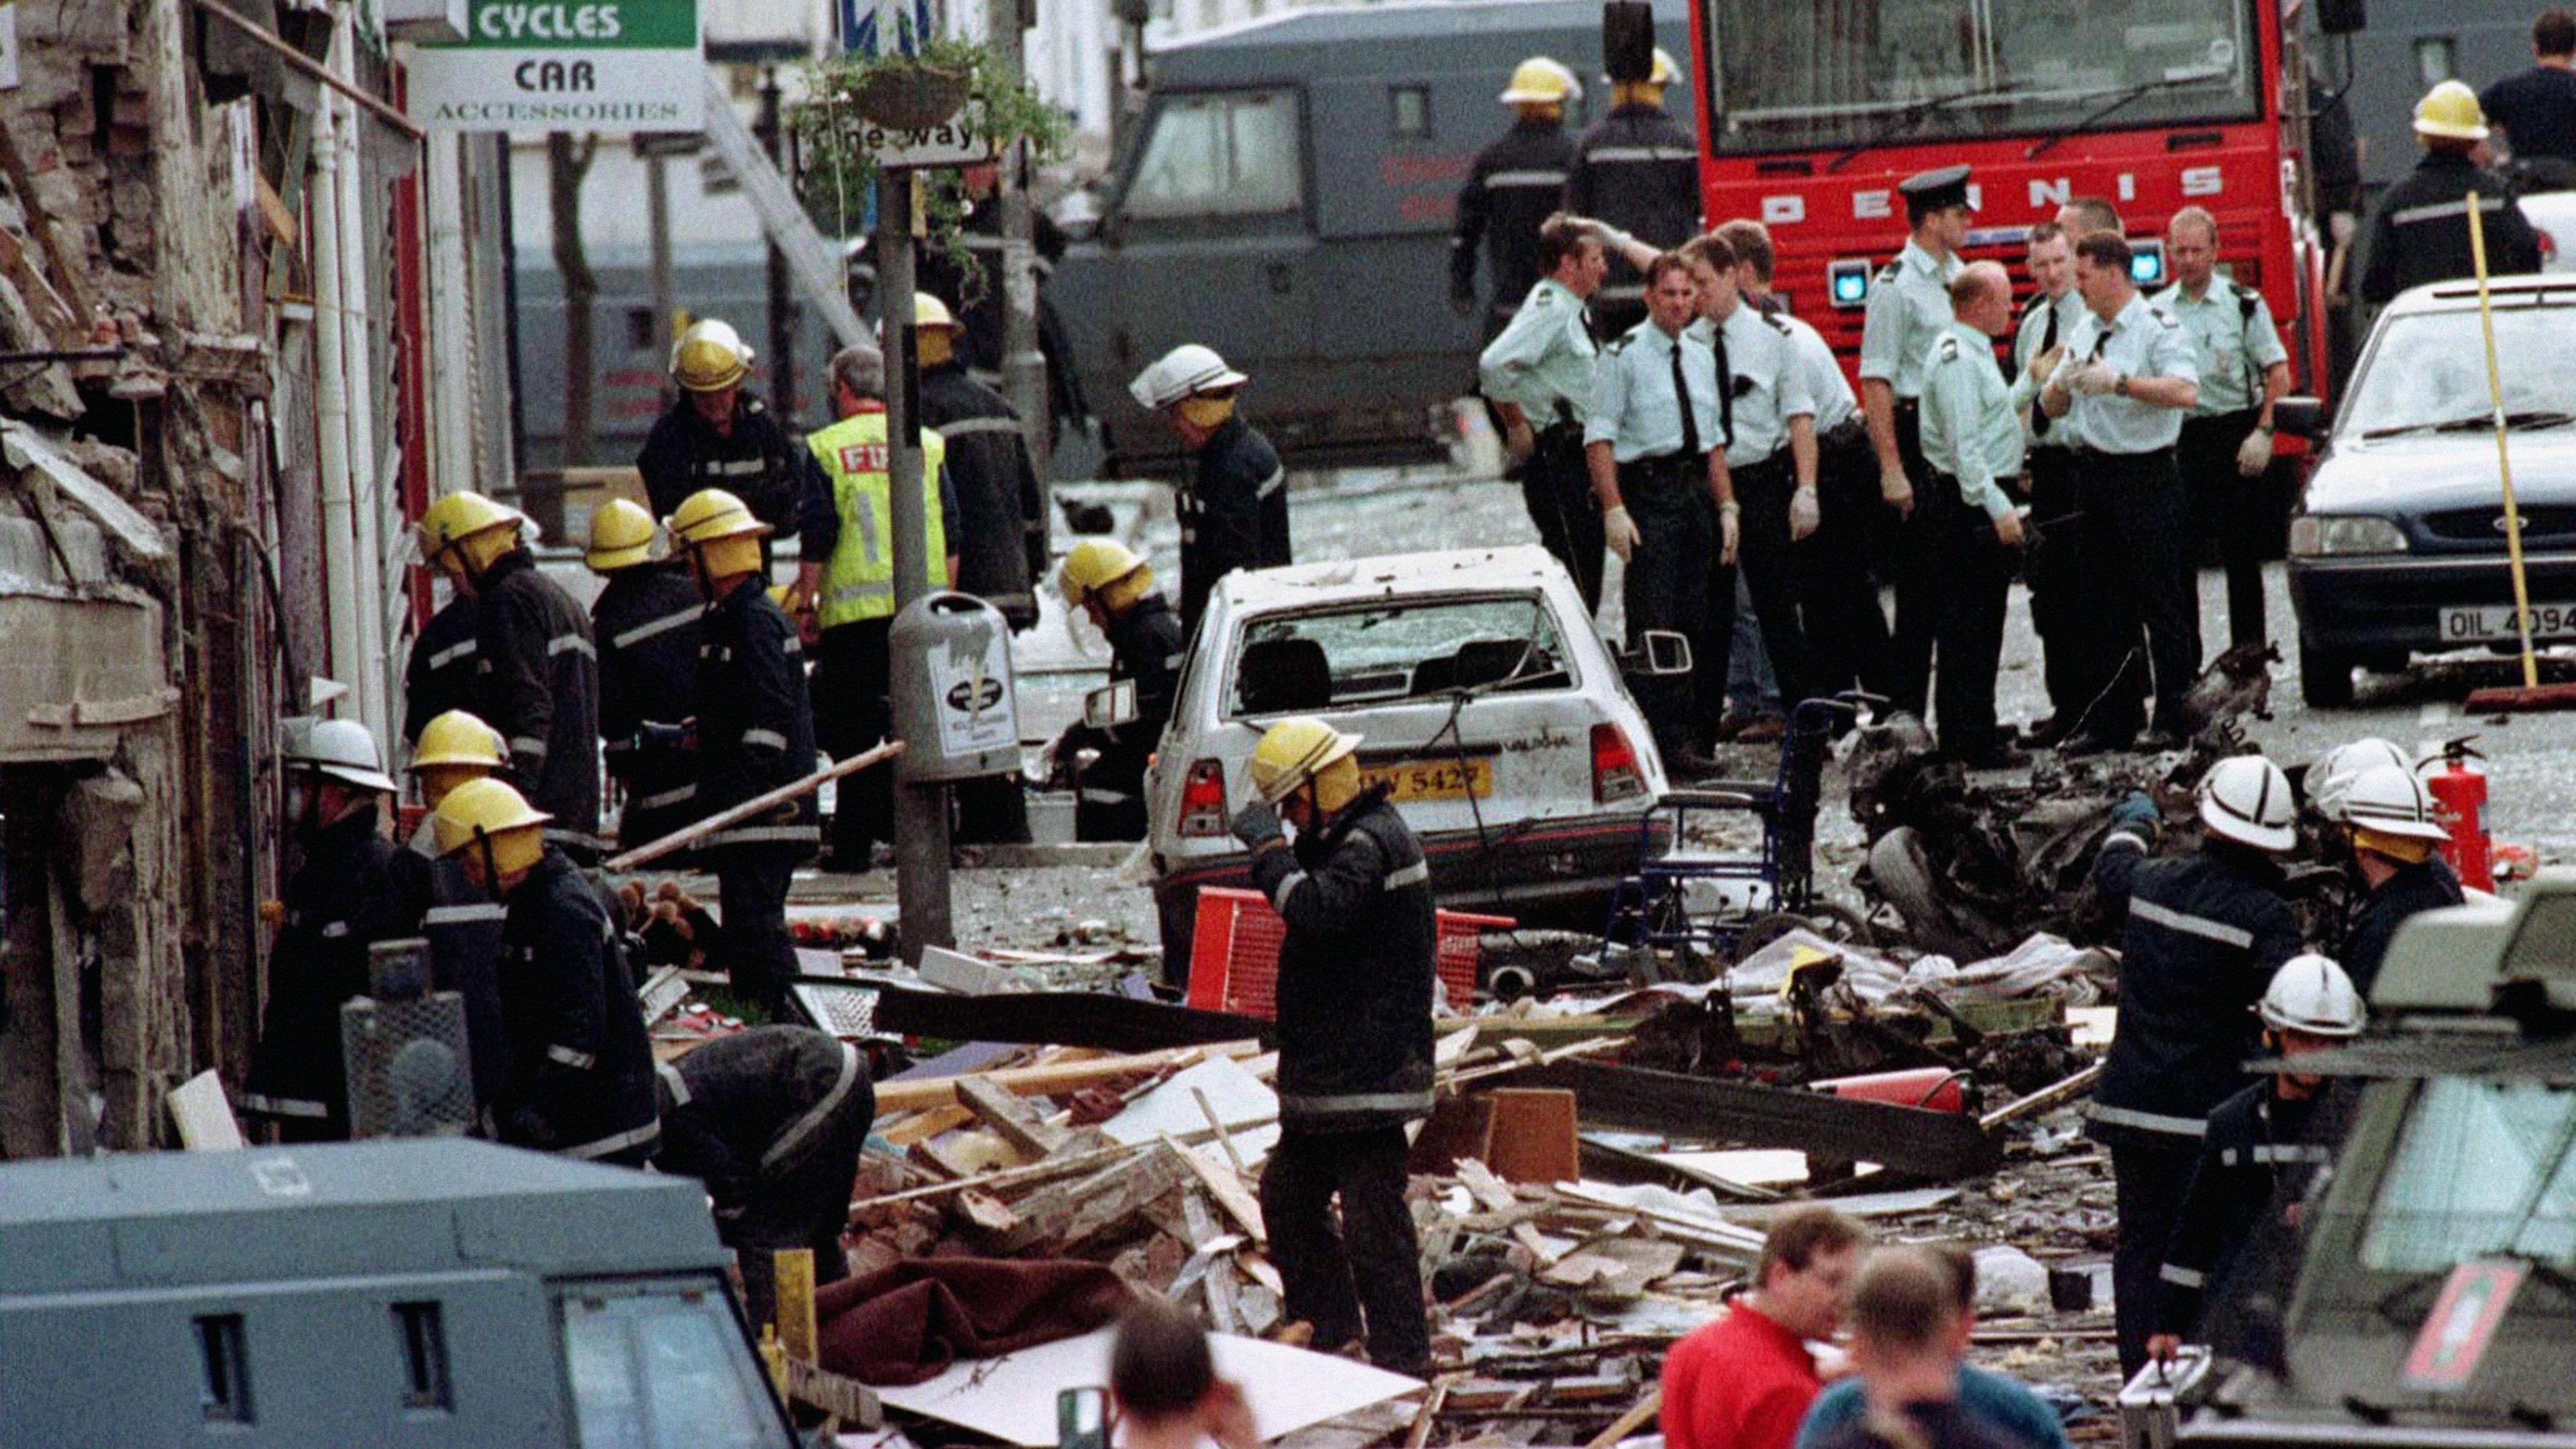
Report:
1144,546,1672,978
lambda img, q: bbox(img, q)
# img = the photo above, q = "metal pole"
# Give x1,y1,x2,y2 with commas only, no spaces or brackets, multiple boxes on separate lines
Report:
988,0,1051,479
881,170,954,960
761,66,798,422
646,146,675,358
2467,192,2540,691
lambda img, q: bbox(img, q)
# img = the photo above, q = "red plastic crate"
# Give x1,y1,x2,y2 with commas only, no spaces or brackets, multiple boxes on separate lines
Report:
1186,887,1509,1018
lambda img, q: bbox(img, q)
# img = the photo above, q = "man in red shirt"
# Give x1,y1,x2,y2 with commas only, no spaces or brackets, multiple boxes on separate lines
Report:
1663,1207,1868,1449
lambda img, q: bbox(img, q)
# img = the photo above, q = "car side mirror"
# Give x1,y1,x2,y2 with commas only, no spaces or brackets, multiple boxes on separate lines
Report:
1622,629,1694,678
1085,680,1139,730
2273,396,2328,442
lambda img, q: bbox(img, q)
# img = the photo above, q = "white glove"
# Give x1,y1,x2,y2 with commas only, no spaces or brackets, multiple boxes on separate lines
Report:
2237,427,2275,477
1789,485,1822,542
2067,362,2120,396
1604,504,1641,563
1717,506,1741,566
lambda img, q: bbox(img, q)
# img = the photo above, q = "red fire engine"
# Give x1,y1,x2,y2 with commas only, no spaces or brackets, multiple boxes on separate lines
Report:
1686,0,2330,398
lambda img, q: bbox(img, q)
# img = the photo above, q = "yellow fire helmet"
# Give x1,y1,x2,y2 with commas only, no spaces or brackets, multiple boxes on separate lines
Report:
1608,47,1678,87
670,317,753,392
1057,537,1150,608
417,490,526,577
411,709,507,771
1247,716,1363,805
1500,56,1581,107
431,775,553,877
912,292,958,331
584,496,659,573
2413,79,2489,142
667,486,771,582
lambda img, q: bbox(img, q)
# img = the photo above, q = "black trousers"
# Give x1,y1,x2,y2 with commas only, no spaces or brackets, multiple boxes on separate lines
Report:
1925,475,2017,762
2023,447,2087,722
1885,402,1942,717
2179,409,2271,649
724,1075,875,1332
814,619,894,865
1797,421,1893,698
716,855,798,1012
1260,1124,1430,1374
1522,423,1605,614
1705,452,1815,711
953,776,1031,845
2075,449,2201,741
2111,1137,2202,1378
1618,457,1715,757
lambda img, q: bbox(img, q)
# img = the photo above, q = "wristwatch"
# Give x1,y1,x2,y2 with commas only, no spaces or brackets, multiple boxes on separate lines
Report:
2113,374,2131,398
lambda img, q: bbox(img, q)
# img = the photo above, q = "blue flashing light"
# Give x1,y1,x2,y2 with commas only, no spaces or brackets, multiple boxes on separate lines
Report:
2129,239,2166,286
1828,260,1872,307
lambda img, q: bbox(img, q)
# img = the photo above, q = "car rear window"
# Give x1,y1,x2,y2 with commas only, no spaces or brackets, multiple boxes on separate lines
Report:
2345,305,2576,438
1228,595,1572,716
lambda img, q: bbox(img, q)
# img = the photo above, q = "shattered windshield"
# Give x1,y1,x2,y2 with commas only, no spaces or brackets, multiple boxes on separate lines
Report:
1704,0,2257,152
2343,307,2576,440
1228,595,1571,716
2360,1079,2576,1273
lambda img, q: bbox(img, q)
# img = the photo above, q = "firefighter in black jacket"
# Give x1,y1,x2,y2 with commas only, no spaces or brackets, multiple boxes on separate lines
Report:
433,777,660,1165
2147,953,2366,1361
243,718,415,1140
671,487,820,1014
1130,344,1292,635
1453,58,1582,342
1563,48,1697,335
2362,82,2545,307
395,710,514,1123
585,497,708,854
1054,539,1186,842
1231,717,1435,1376
2330,762,2467,994
654,1024,875,1327
402,592,482,747
635,318,823,548
417,490,603,860
2086,753,2304,1377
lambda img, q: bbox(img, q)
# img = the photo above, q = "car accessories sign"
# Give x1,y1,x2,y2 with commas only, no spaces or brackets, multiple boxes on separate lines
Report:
407,1,702,131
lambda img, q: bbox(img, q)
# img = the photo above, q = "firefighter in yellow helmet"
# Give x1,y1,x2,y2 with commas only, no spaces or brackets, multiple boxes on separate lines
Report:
433,777,660,1165
1228,715,1435,1376
393,708,513,1121
669,488,819,1014
584,496,707,853
415,490,603,859
2362,80,2543,304
636,317,831,560
1453,58,1582,341
1564,47,1693,335
1052,539,1184,841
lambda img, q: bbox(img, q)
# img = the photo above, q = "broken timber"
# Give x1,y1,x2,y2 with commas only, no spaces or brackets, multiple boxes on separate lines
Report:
850,977,1276,1053
1501,1059,1999,1179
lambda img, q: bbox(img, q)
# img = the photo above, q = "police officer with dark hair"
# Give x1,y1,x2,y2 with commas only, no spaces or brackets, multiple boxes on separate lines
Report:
1454,58,1583,342
2010,222,2089,741
1481,214,1609,611
433,776,661,1167
584,498,708,854
1230,717,1436,1377
417,491,605,861
2481,10,2576,166
669,487,820,1016
2363,83,2544,307
655,1024,875,1328
1130,344,1291,635
637,319,822,549
1564,47,1697,336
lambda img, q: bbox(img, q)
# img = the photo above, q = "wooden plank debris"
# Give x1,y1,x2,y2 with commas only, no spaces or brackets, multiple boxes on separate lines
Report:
1504,1059,2000,1179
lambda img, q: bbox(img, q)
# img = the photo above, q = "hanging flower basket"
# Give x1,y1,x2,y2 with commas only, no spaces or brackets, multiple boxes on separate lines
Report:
851,63,969,132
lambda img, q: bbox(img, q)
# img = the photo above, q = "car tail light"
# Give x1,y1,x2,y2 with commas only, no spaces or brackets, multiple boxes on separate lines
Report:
2542,229,2561,268
1179,759,1230,837
1593,723,1646,804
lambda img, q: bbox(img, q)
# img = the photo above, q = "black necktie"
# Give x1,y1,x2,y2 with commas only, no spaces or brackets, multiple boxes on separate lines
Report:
1711,327,1735,449
1671,336,1702,456
2033,302,2061,438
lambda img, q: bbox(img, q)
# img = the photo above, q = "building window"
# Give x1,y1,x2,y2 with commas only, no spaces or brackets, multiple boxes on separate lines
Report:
626,307,657,352
1124,91,1303,218
2416,36,2457,86
1391,85,1430,138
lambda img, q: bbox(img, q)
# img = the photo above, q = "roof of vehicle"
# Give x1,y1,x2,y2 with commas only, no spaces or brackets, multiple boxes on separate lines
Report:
2382,272,2576,315
1157,0,1686,60
1212,545,1574,612
0,1138,727,1298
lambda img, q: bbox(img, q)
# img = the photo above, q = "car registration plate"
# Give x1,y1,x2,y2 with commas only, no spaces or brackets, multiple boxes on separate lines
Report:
1362,759,1493,801
2438,604,2576,643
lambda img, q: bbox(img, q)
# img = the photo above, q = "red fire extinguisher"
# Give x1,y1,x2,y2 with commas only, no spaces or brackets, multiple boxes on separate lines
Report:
2423,737,2493,894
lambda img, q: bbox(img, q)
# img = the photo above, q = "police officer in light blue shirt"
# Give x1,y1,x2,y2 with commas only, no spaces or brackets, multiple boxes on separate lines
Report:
1586,252,1736,771
1858,165,1973,722
2011,221,2093,741
1482,216,1610,612
1918,262,2028,768
2041,231,2202,753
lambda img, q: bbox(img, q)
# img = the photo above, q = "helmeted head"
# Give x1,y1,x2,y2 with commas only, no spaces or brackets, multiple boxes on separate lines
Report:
1500,56,1581,118
1130,343,1249,447
1248,716,1363,827
2259,952,2366,1046
584,496,660,574
912,292,962,368
2341,761,2452,864
1609,47,1678,107
667,487,773,596
417,490,527,583
1058,537,1153,621
671,317,753,393
2413,80,2489,147
2198,754,2297,853
410,709,507,810
432,776,553,891
2308,737,2412,824
280,714,396,839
